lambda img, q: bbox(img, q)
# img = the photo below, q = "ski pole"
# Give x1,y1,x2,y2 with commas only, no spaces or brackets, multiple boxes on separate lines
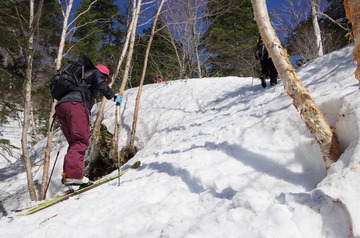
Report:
44,150,60,198
116,102,121,187
117,148,121,187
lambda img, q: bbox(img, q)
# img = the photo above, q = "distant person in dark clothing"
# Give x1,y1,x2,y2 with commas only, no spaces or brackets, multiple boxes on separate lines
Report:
253,36,278,88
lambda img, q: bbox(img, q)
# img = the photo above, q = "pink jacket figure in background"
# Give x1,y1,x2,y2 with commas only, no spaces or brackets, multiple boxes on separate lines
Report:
154,75,164,84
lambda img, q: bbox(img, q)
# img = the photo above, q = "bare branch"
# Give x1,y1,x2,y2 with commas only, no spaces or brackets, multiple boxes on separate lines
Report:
66,17,113,37
64,30,101,56
316,12,351,32
68,0,98,27
57,0,66,18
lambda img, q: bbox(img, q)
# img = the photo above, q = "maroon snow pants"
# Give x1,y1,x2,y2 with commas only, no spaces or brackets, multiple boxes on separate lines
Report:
55,102,90,179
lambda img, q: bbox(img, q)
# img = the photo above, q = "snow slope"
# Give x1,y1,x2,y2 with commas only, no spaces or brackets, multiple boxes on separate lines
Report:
0,44,359,238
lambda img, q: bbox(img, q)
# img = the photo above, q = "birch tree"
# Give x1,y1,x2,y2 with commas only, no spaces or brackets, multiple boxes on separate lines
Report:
40,0,98,200
91,16,135,145
20,0,45,201
273,0,347,65
129,0,166,152
161,0,208,78
39,0,74,200
344,0,360,85
86,6,135,170
251,0,340,170
310,0,323,57
30,105,40,144
113,0,141,165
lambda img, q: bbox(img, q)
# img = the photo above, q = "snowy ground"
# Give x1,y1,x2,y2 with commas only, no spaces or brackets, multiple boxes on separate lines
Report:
0,44,359,237
0,117,22,168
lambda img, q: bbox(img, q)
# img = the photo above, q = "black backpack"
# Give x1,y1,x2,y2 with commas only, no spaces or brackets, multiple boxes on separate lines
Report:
50,55,95,100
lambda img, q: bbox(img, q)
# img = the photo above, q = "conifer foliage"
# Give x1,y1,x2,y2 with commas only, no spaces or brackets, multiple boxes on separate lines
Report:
203,0,258,76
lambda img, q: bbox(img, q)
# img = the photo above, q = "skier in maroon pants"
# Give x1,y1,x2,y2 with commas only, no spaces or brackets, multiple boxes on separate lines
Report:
55,63,122,186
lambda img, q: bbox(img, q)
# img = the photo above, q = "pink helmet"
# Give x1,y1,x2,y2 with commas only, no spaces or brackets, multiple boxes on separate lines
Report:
96,64,110,76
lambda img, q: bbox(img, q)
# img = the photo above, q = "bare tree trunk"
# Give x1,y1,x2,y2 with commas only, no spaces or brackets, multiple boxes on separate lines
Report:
129,0,166,151
21,0,45,201
251,0,340,170
344,0,360,86
113,0,141,164
88,12,136,166
30,105,39,144
40,0,101,200
169,35,184,78
271,0,344,63
160,0,207,79
40,102,56,199
40,0,74,200
310,0,323,57
22,49,38,201
119,1,140,97
91,17,135,143
193,20,202,78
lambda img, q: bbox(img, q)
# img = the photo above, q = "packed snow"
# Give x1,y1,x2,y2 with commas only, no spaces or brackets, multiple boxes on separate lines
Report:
0,44,359,237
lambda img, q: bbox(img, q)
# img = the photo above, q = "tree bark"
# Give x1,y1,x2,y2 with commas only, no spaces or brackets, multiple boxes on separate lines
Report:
21,0,45,201
310,0,323,57
30,105,39,144
160,0,207,79
129,0,166,151
344,0,360,85
252,0,340,170
22,48,38,201
40,0,74,200
91,17,135,143
113,0,141,164
193,18,202,78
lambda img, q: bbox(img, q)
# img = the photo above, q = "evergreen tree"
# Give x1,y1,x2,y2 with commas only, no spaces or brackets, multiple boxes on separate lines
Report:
203,0,258,77
148,20,183,82
0,0,60,125
32,0,62,126
0,0,28,123
71,0,125,71
130,35,147,87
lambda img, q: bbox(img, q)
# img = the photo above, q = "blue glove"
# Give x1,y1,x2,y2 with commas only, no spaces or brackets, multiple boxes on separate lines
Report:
114,95,122,105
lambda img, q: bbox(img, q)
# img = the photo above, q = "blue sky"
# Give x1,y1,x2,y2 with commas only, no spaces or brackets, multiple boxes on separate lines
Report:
267,0,284,12
70,0,286,36
72,0,284,14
